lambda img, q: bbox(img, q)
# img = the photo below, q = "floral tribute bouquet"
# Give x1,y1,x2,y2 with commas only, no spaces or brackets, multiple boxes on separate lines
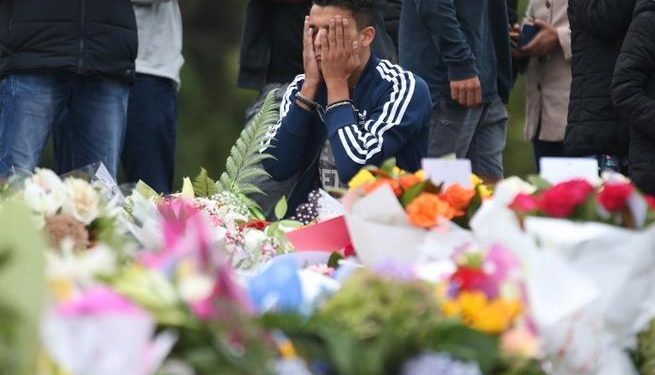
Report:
471,175,655,375
507,176,655,229
3,168,126,253
342,159,489,266
257,244,546,375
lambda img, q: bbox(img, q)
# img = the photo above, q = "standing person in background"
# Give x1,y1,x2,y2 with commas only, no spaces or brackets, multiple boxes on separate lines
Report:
121,0,184,194
398,0,513,183
238,0,313,123
0,0,137,178
513,0,571,170
612,0,655,193
381,0,402,50
563,0,636,173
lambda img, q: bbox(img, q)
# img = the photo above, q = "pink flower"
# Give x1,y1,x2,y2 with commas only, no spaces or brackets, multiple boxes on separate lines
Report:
509,193,539,213
597,183,634,212
538,179,594,218
57,287,144,317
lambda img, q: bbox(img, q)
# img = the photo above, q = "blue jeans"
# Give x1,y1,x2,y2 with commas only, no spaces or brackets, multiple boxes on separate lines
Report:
0,73,128,178
121,74,177,194
429,96,508,179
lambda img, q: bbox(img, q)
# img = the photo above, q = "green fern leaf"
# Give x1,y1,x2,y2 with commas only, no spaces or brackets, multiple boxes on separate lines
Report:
193,168,219,198
218,90,279,197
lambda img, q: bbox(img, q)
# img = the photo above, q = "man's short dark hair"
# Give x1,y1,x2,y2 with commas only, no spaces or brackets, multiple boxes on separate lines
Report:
312,0,376,30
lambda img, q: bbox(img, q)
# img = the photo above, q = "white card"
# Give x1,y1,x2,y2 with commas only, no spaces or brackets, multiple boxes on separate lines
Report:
422,158,472,188
540,157,599,184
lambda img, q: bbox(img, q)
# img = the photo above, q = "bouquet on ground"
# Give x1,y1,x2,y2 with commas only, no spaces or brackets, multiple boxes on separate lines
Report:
257,244,545,375
507,175,655,229
2,168,127,253
472,176,655,375
342,159,489,266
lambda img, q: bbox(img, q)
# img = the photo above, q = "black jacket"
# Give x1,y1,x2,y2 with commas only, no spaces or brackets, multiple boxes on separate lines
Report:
563,0,636,157
612,0,655,194
0,0,138,80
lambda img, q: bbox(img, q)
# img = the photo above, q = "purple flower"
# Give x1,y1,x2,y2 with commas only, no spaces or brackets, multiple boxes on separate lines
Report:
402,352,482,375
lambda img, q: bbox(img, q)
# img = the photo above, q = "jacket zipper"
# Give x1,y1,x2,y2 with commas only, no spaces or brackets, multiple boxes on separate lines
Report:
286,141,323,209
78,0,86,72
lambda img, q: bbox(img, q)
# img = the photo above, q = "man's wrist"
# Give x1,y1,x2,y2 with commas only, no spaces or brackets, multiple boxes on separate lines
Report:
326,79,350,105
300,81,319,100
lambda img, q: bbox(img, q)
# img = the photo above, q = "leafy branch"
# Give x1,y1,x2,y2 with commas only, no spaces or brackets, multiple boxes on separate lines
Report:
217,90,279,197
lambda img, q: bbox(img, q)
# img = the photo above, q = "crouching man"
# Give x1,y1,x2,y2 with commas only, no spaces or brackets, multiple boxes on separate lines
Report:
261,0,432,213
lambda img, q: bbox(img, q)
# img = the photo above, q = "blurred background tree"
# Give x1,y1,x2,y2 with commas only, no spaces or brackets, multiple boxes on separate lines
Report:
40,0,534,189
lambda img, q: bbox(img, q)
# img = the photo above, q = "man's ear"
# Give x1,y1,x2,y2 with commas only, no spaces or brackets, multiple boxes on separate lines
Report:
360,26,376,48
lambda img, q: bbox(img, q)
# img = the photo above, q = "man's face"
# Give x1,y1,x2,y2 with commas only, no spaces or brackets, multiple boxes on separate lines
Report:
308,5,361,69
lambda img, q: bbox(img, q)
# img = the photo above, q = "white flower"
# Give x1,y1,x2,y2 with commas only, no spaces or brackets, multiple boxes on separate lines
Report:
178,274,214,303
23,168,66,216
61,178,100,225
494,176,538,206
243,228,267,253
46,241,117,288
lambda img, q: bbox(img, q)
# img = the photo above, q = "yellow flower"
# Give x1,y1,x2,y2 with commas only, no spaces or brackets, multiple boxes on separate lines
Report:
415,169,426,181
471,174,493,199
441,299,462,317
459,291,488,317
49,279,74,302
471,298,522,335
440,291,522,335
348,169,376,189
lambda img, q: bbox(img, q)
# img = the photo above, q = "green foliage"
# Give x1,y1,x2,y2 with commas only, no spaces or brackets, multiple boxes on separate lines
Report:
261,271,502,375
171,302,275,375
192,168,219,198
274,196,288,221
135,180,162,202
400,181,427,207
217,90,278,198
635,319,655,375
0,202,45,375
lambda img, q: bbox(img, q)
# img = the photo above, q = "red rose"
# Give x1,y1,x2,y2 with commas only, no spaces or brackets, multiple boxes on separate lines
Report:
240,219,269,231
450,266,488,292
538,179,594,218
597,183,634,212
509,193,539,213
645,195,655,210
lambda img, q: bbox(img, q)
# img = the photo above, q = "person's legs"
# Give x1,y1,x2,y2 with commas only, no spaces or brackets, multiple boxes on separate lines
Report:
532,139,564,172
428,99,485,159
64,75,129,178
121,74,177,194
0,73,70,177
466,97,508,183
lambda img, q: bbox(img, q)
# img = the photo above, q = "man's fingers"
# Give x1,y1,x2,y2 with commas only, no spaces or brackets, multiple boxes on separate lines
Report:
328,18,337,51
475,85,482,106
335,16,344,50
451,84,459,102
320,28,328,60
304,20,314,56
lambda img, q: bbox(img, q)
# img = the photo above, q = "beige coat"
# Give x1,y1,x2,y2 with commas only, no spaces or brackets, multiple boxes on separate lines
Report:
523,0,572,142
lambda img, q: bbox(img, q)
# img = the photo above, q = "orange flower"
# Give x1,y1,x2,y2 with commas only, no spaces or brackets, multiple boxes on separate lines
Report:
398,174,422,191
440,184,475,217
362,178,402,196
406,193,456,228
